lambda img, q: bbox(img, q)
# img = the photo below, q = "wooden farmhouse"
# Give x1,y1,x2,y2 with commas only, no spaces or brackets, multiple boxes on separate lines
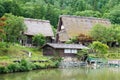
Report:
42,43,88,57
23,18,54,46
56,15,111,43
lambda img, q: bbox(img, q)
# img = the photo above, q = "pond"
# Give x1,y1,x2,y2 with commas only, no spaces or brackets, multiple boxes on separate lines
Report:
0,67,120,80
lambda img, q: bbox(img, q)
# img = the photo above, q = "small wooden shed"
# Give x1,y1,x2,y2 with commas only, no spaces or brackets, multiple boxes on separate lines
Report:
42,43,88,57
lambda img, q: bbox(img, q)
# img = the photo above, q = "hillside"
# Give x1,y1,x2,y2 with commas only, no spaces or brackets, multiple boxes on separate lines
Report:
0,0,119,28
0,42,47,62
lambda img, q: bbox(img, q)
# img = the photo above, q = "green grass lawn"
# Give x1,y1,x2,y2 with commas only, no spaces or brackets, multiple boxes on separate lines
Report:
88,47,120,59
0,43,50,64
107,47,120,59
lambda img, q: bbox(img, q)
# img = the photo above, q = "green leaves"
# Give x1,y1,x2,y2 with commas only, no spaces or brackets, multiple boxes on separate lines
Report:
90,24,120,44
32,34,46,47
0,0,119,29
109,4,120,24
90,41,109,54
3,13,26,43
75,10,101,18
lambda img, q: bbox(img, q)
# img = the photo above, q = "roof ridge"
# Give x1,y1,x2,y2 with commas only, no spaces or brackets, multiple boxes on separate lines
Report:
45,43,88,49
24,18,50,23
47,43,83,45
60,15,110,21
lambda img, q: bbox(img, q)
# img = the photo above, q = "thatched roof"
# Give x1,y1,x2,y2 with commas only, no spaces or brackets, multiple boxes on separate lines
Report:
24,18,54,37
43,43,88,49
56,15,111,42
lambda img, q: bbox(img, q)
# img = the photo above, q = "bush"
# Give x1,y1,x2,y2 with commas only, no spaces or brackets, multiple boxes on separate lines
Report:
19,59,32,71
0,42,7,48
0,59,58,74
107,53,120,59
7,63,21,72
0,42,8,53
0,66,9,73
90,41,109,54
32,34,46,47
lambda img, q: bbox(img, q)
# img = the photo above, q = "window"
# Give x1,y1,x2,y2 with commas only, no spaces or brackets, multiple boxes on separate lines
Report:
71,49,77,54
64,49,77,54
64,49,71,53
61,25,65,30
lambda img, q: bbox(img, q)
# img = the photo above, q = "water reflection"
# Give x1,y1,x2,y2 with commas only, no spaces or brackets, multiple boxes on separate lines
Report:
0,67,120,80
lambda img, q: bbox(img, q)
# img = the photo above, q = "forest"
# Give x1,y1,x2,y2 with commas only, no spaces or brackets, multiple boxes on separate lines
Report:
0,0,120,28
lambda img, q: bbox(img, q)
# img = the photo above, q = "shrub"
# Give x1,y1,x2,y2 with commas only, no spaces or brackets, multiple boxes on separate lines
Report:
7,63,21,72
19,59,32,71
0,66,9,73
0,42,8,53
90,41,109,54
0,42,6,48
0,59,58,74
107,53,120,59
32,34,46,47
39,63,46,69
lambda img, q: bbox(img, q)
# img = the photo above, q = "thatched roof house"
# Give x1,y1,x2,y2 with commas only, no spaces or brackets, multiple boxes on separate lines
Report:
24,18,54,37
23,18,54,45
56,15,111,42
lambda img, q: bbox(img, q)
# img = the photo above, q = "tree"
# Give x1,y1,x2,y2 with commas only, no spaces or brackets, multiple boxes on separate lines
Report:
72,0,86,11
1,0,22,16
0,5,5,17
105,0,120,11
90,24,120,47
32,34,46,47
77,49,89,61
109,4,120,24
32,5,46,19
45,4,61,28
77,34,93,45
3,13,26,43
90,24,108,43
75,10,101,18
66,34,93,45
112,25,120,44
0,17,6,41
90,41,109,57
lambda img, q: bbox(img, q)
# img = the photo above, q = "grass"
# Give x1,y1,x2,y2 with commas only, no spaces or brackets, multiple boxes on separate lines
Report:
88,47,120,59
106,47,120,59
0,42,51,66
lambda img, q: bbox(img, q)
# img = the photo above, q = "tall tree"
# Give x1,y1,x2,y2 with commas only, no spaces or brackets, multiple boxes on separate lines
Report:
0,5,5,17
32,5,46,19
45,4,61,28
3,13,26,43
1,0,21,16
90,24,120,46
109,4,120,24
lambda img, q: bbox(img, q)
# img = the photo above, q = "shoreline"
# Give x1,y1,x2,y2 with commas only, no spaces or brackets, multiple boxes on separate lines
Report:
0,59,59,74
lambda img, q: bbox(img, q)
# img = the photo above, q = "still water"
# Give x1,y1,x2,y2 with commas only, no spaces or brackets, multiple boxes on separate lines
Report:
0,67,120,80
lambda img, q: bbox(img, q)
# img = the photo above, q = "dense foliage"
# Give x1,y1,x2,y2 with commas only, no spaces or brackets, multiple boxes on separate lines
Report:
90,41,109,58
66,34,93,45
32,34,46,47
0,17,6,41
3,13,26,43
90,24,120,46
0,0,119,28
0,59,59,73
90,41,109,54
